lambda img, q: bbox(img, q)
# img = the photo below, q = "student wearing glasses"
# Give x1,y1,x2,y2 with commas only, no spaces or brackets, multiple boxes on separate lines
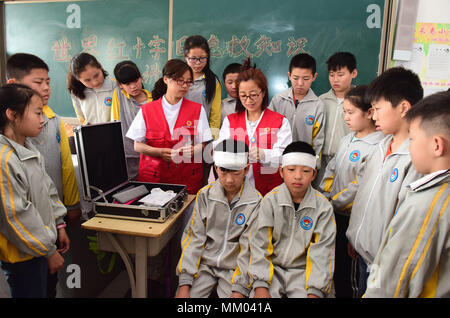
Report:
126,59,213,195
216,58,292,196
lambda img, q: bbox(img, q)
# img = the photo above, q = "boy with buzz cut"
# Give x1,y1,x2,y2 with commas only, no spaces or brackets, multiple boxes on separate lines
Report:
319,52,358,179
6,53,81,297
221,63,241,125
248,141,336,298
365,91,450,298
346,67,424,297
176,139,262,298
269,53,326,168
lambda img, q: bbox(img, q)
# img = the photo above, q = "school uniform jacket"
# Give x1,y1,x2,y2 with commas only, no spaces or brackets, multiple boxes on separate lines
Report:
185,75,222,138
221,96,236,125
346,135,423,266
71,76,117,124
319,88,351,158
319,131,385,215
269,88,326,168
0,135,67,263
30,105,80,210
365,170,450,298
248,183,336,298
177,179,262,296
111,88,152,162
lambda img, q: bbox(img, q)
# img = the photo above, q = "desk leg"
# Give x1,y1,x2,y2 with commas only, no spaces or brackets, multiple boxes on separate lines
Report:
105,233,136,298
135,237,148,298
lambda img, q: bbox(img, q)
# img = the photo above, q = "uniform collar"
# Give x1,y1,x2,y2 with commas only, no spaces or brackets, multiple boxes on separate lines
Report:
121,88,152,101
279,88,318,103
381,134,410,156
0,135,40,161
43,105,56,119
209,178,260,206
276,182,316,211
408,169,450,192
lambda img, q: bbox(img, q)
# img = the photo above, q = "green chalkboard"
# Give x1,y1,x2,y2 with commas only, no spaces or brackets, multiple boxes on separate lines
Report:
172,0,386,100
4,0,386,117
5,0,169,117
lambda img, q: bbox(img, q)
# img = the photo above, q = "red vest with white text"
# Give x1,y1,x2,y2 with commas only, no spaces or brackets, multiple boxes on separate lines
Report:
138,97,203,194
227,109,284,196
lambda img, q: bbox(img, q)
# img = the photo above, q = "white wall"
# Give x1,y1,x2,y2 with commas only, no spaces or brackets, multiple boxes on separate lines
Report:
416,0,450,23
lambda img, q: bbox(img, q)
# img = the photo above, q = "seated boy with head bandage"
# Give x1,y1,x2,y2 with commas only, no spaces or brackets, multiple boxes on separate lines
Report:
176,139,262,298
248,141,336,298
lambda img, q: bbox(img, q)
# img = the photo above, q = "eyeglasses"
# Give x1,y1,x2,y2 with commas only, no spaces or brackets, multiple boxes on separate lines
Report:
239,91,262,101
173,78,194,87
186,57,208,64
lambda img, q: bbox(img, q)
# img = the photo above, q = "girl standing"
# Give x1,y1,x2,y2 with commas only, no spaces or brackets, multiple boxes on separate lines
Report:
126,59,213,195
112,60,152,180
67,52,117,124
216,59,292,196
0,84,68,297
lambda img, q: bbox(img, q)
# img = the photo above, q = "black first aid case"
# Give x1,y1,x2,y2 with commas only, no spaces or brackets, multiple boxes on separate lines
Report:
73,121,187,222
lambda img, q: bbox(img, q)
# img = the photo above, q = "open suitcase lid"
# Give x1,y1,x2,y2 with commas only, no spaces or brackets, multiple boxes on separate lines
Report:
74,121,128,201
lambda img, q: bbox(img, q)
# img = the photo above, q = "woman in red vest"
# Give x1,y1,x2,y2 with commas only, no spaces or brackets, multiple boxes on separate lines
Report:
216,59,292,196
126,59,213,194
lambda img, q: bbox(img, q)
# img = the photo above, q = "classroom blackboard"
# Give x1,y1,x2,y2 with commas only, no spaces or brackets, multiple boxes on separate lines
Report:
4,0,386,118
4,0,169,117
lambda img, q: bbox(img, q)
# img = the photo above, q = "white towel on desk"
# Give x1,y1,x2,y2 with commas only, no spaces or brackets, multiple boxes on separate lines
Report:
138,188,177,207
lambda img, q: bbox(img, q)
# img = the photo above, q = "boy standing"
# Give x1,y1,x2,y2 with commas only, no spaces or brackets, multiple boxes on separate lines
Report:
346,67,424,297
319,52,358,180
269,53,326,168
249,141,336,298
365,91,450,298
176,139,262,298
221,63,241,125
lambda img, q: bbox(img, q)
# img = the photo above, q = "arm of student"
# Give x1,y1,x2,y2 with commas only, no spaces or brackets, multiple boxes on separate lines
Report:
260,118,292,167
111,88,121,121
208,81,222,140
305,200,336,298
312,101,326,170
232,200,262,297
71,96,86,125
319,155,336,196
365,191,449,298
176,189,208,287
247,198,275,291
0,153,58,259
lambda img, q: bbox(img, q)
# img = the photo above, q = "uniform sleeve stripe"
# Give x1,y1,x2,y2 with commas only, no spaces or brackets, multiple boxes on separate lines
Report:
393,183,447,297
0,146,47,256
267,227,274,285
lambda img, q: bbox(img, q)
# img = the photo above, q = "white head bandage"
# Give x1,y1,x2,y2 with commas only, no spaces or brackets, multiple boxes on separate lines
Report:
281,152,317,169
213,151,248,171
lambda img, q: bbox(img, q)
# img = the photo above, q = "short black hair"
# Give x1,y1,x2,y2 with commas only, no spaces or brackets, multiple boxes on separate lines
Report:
222,63,242,82
365,67,423,108
405,90,450,138
6,53,49,80
345,85,371,112
289,53,316,74
282,141,316,157
114,60,142,84
326,52,357,72
214,138,249,153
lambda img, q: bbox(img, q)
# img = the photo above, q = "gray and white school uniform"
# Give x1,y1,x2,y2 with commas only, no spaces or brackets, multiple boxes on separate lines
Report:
176,179,262,297
346,135,423,266
365,170,450,298
248,183,336,298
319,131,385,215
269,88,326,168
221,96,236,125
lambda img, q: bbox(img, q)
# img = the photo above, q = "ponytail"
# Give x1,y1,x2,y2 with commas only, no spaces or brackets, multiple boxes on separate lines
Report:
151,78,167,101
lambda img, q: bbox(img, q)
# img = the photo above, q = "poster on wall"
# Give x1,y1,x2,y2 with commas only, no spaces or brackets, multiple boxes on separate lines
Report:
394,23,450,96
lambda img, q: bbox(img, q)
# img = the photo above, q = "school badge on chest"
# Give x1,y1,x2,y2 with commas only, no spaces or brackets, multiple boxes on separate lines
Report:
349,150,361,162
300,216,313,230
390,168,399,182
235,213,246,226
305,115,315,126
104,97,112,106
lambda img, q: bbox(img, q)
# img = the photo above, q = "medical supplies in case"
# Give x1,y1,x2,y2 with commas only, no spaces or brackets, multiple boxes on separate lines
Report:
73,122,187,222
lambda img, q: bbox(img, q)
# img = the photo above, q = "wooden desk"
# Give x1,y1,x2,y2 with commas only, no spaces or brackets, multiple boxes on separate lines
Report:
81,195,195,298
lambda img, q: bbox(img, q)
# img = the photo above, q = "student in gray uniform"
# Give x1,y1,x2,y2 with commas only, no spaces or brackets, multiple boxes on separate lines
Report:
220,63,241,125
176,139,262,298
346,67,424,297
365,91,450,298
249,141,336,298
268,53,326,169
319,85,384,298
112,61,152,180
